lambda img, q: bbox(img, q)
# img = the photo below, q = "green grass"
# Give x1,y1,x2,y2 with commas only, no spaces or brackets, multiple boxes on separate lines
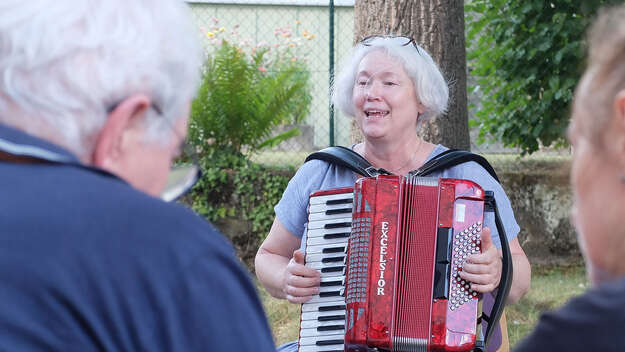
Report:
506,265,587,346
258,264,588,348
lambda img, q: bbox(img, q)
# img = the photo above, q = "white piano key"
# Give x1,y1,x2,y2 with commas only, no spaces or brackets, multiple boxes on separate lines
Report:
306,226,352,238
308,202,353,213
305,252,345,263
298,344,344,352
307,236,349,246
299,326,345,337
300,319,346,329
307,292,345,304
301,301,345,313
301,309,346,321
307,217,352,230
309,192,353,205
298,334,345,346
305,243,347,255
308,209,353,221
320,270,346,279
306,226,351,238
318,285,343,294
306,261,345,271
319,275,345,284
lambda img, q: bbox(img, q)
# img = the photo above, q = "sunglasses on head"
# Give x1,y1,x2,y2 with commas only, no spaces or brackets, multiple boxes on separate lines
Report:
360,35,422,54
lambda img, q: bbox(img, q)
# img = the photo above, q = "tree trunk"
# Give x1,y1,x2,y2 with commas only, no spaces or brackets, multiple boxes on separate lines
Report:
351,0,471,151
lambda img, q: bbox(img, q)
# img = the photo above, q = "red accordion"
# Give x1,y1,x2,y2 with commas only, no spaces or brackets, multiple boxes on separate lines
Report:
346,175,485,352
299,175,490,352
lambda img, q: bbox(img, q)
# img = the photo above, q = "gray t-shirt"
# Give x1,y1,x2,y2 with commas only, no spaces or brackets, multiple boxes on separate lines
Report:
274,144,520,248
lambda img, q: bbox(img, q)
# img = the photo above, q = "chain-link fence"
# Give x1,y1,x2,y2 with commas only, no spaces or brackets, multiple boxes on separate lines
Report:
187,1,570,163
187,1,355,167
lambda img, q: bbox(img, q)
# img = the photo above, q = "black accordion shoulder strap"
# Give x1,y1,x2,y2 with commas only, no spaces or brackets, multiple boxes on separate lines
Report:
304,145,391,177
305,146,511,351
305,146,499,181
409,148,500,182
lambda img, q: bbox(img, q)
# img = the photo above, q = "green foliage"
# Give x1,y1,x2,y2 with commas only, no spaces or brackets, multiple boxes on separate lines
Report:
466,0,621,154
189,148,291,239
187,23,314,244
189,36,312,155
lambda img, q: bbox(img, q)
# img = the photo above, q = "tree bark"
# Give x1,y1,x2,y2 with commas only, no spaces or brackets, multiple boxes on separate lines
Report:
351,0,471,151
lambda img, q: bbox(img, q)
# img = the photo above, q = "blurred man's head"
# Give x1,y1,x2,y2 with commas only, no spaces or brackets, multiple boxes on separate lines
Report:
0,0,202,195
569,5,625,285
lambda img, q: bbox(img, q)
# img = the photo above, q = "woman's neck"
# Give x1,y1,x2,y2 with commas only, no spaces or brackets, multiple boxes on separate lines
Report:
355,137,436,176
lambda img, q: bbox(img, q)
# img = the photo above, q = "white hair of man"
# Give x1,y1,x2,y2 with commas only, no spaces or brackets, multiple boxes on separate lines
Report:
0,0,202,157
332,36,449,123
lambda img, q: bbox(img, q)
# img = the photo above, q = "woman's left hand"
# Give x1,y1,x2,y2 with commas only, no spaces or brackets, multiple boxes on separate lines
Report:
458,227,502,293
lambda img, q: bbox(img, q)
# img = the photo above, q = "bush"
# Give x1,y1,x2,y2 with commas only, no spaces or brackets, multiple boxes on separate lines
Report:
466,0,621,154
189,23,313,155
188,149,291,247
184,22,316,260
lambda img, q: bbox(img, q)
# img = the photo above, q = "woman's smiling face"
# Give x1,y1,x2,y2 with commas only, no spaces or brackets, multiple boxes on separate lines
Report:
352,50,425,142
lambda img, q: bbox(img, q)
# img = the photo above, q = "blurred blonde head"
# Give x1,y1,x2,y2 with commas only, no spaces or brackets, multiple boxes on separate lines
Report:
569,5,625,285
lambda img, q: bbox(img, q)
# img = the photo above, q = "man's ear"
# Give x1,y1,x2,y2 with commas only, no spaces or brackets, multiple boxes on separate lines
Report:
612,90,625,166
92,94,152,169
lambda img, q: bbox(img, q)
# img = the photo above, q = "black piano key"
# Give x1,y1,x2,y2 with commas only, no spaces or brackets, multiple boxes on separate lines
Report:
326,198,352,205
323,232,350,240
319,291,342,298
322,256,344,263
317,325,344,332
325,208,352,215
322,246,346,254
316,339,345,346
320,280,343,287
324,222,351,229
321,266,344,273
319,305,345,312
318,315,345,322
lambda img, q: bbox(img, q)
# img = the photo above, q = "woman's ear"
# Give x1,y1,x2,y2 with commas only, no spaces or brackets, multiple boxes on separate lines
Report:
91,94,151,170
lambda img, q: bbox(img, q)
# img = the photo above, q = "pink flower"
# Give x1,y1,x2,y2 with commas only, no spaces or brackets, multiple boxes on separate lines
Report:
258,66,267,73
212,18,219,24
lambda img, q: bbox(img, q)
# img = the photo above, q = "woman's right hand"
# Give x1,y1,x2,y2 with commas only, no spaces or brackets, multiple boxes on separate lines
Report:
282,249,321,304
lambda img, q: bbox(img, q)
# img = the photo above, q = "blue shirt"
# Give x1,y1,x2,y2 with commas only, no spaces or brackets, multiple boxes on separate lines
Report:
275,144,520,248
274,144,519,352
0,123,276,351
